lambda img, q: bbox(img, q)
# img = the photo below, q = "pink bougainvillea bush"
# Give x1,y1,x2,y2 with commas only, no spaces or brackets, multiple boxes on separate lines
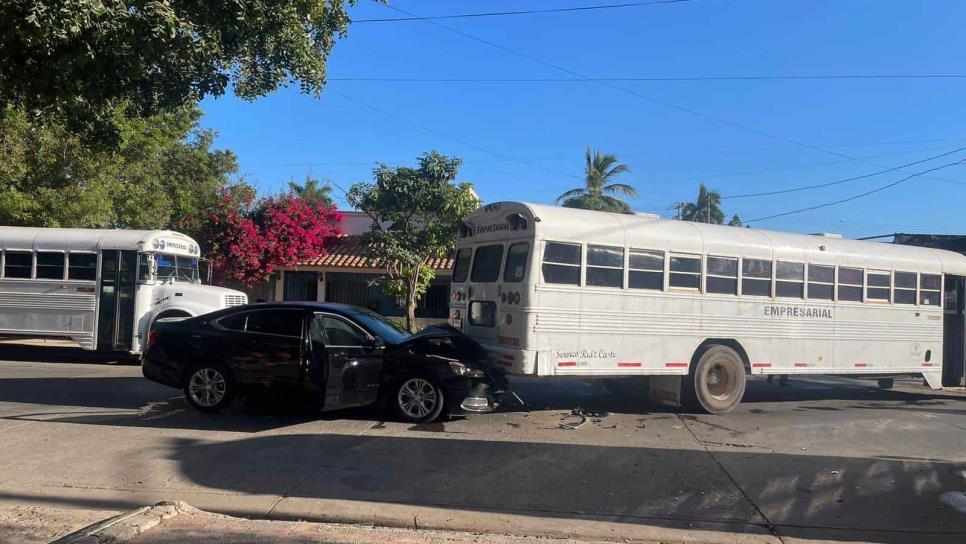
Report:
178,188,343,285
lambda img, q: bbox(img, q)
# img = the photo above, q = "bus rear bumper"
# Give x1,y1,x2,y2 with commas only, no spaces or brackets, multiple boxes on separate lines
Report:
481,344,537,375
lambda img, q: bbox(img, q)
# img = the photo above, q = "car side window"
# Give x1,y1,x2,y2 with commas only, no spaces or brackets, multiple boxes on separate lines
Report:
316,315,369,346
216,309,303,337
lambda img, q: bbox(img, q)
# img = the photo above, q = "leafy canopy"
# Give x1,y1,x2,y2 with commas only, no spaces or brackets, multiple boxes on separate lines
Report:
0,1,359,144
287,175,334,207
179,188,343,286
680,183,725,224
556,147,637,214
346,151,479,331
0,104,238,229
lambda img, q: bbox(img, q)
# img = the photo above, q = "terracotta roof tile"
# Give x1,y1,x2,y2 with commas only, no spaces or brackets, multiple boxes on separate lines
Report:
296,235,454,271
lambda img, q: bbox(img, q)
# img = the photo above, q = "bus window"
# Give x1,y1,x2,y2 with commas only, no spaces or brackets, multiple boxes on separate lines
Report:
920,274,941,306
776,261,804,299
470,244,504,282
3,251,32,279
503,243,529,283
138,253,151,281
469,301,497,327
669,254,701,289
807,264,834,300
542,242,580,285
894,272,917,304
838,267,864,302
867,271,891,302
742,258,772,297
36,251,66,280
706,256,738,295
628,249,664,290
586,245,623,288
68,253,98,281
453,248,472,283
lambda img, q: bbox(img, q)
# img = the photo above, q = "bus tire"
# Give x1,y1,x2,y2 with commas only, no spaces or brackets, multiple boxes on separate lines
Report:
689,345,746,414
877,378,894,390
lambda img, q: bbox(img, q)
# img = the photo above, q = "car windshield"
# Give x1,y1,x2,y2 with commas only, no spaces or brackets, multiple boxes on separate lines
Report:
344,308,411,344
156,253,199,282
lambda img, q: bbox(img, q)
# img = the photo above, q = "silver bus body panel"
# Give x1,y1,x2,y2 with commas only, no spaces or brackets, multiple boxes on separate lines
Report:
452,202,965,389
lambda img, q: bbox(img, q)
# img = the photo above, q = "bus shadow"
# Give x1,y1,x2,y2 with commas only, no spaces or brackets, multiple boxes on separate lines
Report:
0,345,138,365
162,432,966,544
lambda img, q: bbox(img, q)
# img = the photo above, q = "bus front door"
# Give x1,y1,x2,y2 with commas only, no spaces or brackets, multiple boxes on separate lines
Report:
97,250,138,351
943,274,965,387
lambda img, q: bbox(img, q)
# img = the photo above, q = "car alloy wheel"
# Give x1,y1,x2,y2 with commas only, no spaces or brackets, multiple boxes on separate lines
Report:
396,377,441,421
188,367,228,408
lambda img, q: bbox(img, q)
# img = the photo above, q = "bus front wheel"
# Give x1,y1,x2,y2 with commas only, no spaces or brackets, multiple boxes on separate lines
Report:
689,345,747,414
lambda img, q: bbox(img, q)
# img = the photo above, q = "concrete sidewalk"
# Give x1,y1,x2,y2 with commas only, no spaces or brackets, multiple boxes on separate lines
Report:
53,501,771,544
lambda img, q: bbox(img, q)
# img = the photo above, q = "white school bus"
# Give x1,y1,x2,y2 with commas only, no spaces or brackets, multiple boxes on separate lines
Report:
448,202,966,413
0,227,247,354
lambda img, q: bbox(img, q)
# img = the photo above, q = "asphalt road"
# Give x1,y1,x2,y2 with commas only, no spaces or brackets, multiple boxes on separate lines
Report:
0,346,964,544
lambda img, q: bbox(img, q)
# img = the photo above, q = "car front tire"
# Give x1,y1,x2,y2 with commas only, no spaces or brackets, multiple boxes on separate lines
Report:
392,375,445,423
184,364,236,412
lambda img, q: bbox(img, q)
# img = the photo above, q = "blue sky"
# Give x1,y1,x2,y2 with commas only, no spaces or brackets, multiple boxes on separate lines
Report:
200,0,966,238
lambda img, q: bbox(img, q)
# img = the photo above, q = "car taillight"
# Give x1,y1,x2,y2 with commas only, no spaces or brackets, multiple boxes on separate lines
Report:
148,330,160,346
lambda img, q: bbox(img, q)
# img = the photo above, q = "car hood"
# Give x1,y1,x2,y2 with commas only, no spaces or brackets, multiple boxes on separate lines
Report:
394,324,490,362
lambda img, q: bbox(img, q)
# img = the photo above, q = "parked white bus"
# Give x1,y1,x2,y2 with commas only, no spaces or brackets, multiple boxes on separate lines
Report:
0,227,247,354
449,202,966,413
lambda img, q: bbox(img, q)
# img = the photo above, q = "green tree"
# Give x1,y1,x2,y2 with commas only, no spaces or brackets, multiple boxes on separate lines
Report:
728,214,743,227
556,147,637,213
680,184,725,224
288,175,334,206
347,151,480,332
0,104,238,229
0,1,359,144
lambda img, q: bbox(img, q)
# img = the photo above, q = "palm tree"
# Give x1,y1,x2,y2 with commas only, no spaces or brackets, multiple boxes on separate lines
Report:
556,147,637,214
680,184,724,224
288,175,333,206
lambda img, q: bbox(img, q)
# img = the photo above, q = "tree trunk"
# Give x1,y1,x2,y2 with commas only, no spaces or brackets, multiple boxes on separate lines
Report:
405,292,417,333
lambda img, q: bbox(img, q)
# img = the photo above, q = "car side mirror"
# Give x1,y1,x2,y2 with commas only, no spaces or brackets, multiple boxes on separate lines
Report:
364,337,384,351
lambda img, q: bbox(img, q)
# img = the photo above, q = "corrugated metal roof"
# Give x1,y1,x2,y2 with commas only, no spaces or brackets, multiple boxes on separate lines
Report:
297,236,454,271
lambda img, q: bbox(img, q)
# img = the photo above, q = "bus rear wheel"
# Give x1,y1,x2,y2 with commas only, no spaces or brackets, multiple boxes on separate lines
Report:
689,345,746,414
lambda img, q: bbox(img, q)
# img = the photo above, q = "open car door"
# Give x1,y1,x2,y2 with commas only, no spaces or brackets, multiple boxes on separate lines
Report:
307,312,384,410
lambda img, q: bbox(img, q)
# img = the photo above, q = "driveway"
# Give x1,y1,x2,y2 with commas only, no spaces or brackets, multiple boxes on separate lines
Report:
0,346,963,543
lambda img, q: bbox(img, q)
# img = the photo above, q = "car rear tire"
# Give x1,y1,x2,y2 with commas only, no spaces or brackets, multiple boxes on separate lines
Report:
688,345,746,414
392,375,445,423
184,364,236,412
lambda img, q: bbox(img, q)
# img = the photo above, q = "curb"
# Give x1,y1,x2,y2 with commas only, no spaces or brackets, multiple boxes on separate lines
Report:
52,501,196,544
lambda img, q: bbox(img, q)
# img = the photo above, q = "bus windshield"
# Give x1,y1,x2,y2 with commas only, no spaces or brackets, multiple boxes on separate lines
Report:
156,253,199,283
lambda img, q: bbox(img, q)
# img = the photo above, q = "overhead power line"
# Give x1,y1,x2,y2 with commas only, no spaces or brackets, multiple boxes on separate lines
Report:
330,90,582,181
378,2,966,190
331,74,966,82
353,0,698,23
723,146,966,198
746,159,966,224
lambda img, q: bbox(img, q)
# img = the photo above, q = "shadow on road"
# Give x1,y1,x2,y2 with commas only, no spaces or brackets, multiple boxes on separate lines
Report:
161,432,965,544
0,345,138,365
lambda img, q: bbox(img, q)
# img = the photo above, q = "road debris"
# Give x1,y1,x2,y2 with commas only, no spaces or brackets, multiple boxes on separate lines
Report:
559,408,611,430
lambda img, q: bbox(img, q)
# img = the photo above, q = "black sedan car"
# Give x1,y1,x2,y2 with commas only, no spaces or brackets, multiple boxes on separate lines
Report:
141,302,505,422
